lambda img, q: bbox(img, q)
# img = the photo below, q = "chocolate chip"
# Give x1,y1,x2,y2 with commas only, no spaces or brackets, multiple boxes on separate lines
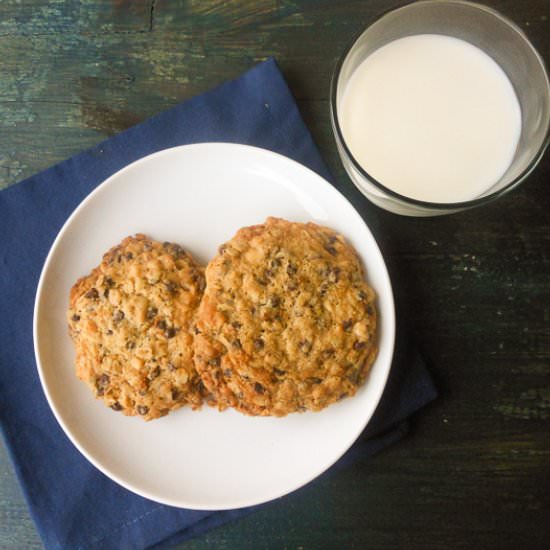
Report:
157,319,167,331
85,288,99,300
106,329,113,335
146,307,158,320
126,340,136,350
171,388,181,400
358,290,367,301
254,338,264,350
254,382,265,394
167,362,177,372
325,245,337,256
105,277,115,287
287,263,297,276
353,341,367,350
103,288,110,298
163,242,187,258
95,374,110,396
366,304,374,315
232,339,242,349
194,326,201,335
342,319,353,332
165,327,177,339
209,357,221,367
269,295,281,308
274,368,286,376
110,401,123,411
232,321,242,330
348,370,361,384
148,366,161,380
113,310,125,322
126,252,133,260
71,314,80,322
164,281,178,294
136,405,149,415
299,340,312,354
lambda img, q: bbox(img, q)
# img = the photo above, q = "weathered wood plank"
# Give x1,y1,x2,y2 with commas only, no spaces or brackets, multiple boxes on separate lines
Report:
0,1,547,189
0,0,152,36
0,1,546,180
0,439,43,549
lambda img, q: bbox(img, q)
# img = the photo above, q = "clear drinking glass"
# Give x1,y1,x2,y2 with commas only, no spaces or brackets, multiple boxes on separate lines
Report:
330,0,550,216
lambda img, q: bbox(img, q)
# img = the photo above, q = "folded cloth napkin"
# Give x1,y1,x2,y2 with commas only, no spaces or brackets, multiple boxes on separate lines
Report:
0,58,437,550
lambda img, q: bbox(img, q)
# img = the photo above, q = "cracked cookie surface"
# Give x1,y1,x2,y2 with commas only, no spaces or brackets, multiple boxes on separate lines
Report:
68,234,205,421
194,217,378,416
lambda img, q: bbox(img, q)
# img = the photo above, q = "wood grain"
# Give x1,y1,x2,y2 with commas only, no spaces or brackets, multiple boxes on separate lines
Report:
1,1,549,549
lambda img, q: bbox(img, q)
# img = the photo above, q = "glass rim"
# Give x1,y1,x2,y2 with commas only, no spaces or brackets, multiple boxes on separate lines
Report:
330,0,550,211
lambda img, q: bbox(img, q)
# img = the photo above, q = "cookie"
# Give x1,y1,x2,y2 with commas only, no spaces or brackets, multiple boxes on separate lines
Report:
68,234,206,421
194,217,377,416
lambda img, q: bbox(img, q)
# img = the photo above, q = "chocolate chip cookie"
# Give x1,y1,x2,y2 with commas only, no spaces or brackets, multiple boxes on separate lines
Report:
194,217,377,416
68,234,206,421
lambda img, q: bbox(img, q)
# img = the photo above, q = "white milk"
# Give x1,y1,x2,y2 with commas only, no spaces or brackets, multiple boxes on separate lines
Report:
339,34,522,203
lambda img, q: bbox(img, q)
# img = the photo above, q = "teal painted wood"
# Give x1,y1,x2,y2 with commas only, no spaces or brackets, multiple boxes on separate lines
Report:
1,1,549,549
0,439,43,549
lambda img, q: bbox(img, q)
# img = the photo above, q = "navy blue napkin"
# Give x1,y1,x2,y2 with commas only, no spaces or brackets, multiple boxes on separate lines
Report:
0,58,437,550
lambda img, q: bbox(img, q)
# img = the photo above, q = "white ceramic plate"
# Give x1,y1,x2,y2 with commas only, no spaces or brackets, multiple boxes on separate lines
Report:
34,143,395,510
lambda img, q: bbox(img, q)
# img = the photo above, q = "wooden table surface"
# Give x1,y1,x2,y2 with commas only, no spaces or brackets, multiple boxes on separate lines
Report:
1,1,549,549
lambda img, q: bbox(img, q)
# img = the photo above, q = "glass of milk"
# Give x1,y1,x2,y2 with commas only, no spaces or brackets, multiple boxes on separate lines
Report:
331,0,550,216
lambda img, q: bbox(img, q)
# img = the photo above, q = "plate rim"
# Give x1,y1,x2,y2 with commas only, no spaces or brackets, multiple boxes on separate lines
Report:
33,142,396,509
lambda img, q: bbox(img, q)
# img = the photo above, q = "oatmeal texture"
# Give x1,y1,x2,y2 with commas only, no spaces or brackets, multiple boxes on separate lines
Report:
194,217,378,416
67,234,206,421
